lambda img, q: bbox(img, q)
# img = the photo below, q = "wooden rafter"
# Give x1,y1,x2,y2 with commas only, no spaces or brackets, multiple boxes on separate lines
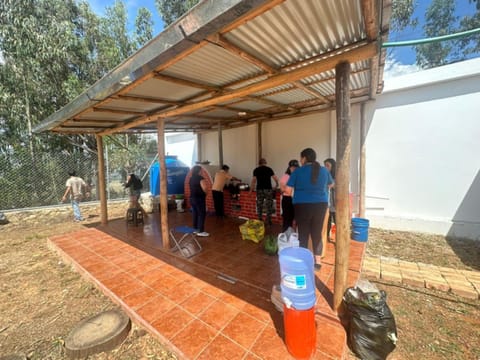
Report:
92,108,146,115
361,0,379,99
99,42,377,135
211,34,331,104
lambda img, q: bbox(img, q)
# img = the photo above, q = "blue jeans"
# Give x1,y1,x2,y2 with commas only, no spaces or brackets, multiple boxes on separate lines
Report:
72,199,83,220
190,197,206,232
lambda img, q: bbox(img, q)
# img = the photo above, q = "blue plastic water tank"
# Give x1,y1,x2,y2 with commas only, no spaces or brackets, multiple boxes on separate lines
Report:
150,156,190,196
279,247,316,310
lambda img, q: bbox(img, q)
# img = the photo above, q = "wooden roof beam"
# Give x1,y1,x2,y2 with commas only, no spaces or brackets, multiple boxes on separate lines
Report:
99,42,377,135
211,34,330,104
361,0,380,99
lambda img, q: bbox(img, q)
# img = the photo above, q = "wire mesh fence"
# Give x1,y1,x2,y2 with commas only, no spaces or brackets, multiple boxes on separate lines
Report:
0,146,154,211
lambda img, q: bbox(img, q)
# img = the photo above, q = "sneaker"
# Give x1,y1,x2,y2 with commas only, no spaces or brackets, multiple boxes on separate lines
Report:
196,232,210,237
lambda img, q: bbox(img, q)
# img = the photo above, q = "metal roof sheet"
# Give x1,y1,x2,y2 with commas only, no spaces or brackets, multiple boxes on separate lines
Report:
33,0,389,134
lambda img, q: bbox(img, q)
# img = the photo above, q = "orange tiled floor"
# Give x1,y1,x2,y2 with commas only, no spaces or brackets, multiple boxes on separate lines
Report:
47,212,366,359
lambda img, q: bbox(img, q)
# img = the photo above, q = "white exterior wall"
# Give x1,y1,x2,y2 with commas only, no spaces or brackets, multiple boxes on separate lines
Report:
365,58,480,240
200,110,362,189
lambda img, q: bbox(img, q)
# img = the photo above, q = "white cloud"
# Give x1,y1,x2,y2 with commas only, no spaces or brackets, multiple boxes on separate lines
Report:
383,56,420,80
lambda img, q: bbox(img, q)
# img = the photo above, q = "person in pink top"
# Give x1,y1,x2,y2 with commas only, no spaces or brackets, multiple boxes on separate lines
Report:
279,159,299,231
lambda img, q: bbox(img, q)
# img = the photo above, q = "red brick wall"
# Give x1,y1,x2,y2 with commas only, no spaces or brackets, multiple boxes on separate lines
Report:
223,190,282,224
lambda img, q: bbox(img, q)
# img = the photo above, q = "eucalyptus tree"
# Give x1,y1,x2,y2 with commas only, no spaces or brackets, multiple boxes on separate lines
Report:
134,7,154,49
154,0,200,26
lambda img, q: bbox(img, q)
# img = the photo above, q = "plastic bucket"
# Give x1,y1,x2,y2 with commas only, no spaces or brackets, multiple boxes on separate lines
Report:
283,305,316,360
279,247,316,310
351,217,370,242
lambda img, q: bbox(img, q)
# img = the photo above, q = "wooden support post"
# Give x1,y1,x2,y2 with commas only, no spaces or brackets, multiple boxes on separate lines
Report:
359,102,367,218
95,134,108,225
333,61,352,310
218,121,223,166
257,121,263,160
197,133,202,162
157,119,169,248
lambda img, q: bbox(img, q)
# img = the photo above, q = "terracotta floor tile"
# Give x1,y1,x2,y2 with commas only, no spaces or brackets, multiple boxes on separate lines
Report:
222,311,266,349
171,319,217,359
250,325,295,360
220,292,248,311
47,215,366,360
315,315,347,359
180,291,216,315
163,281,198,304
101,272,135,289
197,334,247,360
200,283,227,299
151,305,194,340
122,286,158,309
110,279,144,299
149,273,183,294
136,294,176,323
137,268,168,286
199,300,240,330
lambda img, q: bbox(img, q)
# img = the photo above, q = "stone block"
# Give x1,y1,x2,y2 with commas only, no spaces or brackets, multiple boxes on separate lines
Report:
398,260,419,271
380,256,399,265
448,283,479,300
424,276,450,292
381,270,402,283
401,271,425,288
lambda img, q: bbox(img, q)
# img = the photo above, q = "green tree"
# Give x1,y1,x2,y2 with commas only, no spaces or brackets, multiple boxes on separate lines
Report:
391,0,418,31
135,7,154,49
154,0,200,26
416,0,459,67
458,0,480,55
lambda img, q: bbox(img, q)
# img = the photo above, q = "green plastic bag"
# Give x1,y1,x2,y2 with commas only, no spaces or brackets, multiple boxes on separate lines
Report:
264,234,278,255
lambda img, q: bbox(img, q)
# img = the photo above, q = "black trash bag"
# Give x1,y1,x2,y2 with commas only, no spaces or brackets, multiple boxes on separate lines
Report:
343,286,397,360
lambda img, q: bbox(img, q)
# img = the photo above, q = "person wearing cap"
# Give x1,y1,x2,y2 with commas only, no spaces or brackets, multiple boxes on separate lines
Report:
250,158,279,225
279,159,299,231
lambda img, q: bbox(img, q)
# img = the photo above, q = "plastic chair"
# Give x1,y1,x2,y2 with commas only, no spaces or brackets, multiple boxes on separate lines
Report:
169,226,202,258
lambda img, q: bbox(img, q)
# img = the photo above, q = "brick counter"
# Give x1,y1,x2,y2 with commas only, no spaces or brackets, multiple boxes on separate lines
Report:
223,189,282,224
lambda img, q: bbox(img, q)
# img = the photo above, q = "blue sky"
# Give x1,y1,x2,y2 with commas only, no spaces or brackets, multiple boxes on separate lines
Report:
86,0,479,77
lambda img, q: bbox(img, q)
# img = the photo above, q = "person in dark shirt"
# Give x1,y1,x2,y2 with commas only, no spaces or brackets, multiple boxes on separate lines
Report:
189,166,209,237
250,158,279,225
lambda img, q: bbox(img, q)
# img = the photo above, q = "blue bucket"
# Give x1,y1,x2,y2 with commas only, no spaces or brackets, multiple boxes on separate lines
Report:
351,217,370,242
279,247,316,310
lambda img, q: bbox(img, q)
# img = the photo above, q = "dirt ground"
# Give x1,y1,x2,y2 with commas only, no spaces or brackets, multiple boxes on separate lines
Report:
0,204,479,359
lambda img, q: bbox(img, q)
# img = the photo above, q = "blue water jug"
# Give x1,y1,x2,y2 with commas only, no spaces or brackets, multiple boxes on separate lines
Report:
279,247,316,310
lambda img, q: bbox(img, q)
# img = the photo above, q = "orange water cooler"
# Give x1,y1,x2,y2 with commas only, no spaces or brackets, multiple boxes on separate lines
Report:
279,247,317,359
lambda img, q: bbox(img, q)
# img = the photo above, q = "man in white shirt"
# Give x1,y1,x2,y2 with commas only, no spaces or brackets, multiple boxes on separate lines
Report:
62,171,88,222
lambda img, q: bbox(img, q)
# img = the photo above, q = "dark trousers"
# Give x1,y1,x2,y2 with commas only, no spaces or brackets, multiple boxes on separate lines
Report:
190,196,206,232
281,195,294,232
212,190,224,217
294,202,328,257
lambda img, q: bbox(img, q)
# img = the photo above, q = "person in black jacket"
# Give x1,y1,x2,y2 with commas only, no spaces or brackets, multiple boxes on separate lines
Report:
125,173,147,216
189,166,209,237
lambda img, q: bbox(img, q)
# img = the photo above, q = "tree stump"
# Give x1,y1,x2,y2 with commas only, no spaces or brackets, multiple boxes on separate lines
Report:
65,309,131,359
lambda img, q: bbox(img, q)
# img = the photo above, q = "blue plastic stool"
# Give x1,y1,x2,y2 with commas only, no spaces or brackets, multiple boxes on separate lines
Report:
169,226,202,258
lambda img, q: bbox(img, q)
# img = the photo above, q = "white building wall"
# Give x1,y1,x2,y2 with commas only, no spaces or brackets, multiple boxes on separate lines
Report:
200,110,363,186
365,58,480,240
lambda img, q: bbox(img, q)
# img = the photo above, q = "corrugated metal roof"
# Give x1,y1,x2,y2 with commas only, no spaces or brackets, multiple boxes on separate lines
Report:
34,0,389,134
